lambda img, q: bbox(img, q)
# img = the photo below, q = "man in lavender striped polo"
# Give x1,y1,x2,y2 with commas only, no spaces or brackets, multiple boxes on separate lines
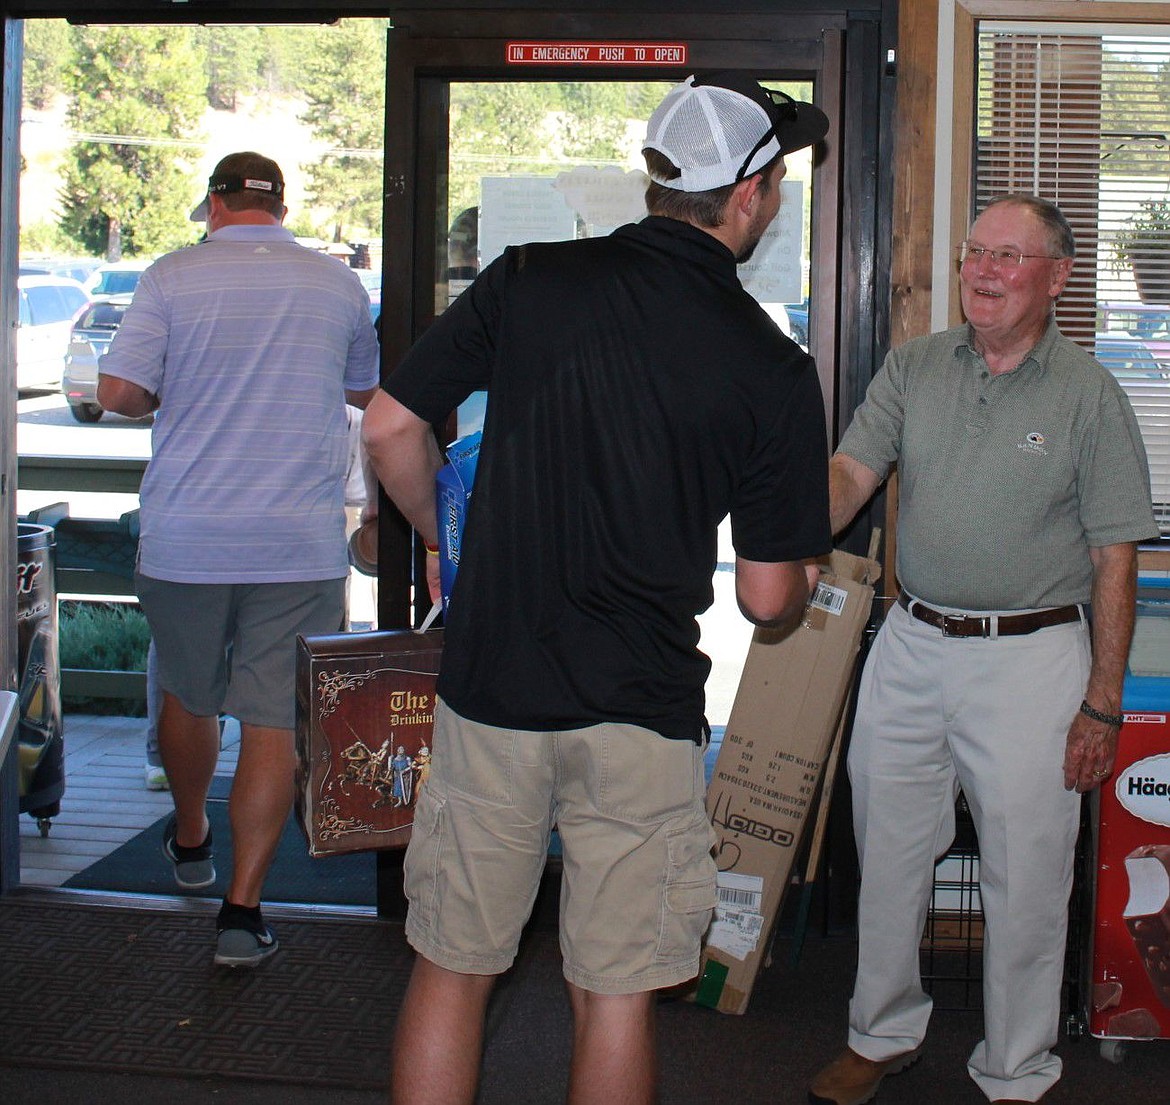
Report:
97,151,380,967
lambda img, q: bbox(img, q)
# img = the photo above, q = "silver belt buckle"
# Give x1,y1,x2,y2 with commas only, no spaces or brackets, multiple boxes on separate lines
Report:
941,613,988,637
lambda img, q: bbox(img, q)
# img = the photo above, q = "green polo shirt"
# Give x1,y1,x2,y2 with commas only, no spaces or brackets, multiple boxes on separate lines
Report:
839,319,1160,610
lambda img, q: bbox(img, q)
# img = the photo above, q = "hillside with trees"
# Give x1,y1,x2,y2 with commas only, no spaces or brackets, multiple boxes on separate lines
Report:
20,19,389,258
20,19,666,262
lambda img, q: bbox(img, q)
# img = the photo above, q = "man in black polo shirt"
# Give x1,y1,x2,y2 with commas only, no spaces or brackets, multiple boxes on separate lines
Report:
364,72,831,1105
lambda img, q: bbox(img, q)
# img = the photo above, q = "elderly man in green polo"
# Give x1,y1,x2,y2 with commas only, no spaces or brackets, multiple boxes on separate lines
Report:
812,194,1159,1105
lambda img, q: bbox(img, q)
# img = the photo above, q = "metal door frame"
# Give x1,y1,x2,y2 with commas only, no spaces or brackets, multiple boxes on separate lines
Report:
378,8,886,630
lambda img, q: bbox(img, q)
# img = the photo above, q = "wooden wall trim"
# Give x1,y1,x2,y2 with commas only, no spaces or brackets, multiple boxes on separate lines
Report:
959,1,1170,22
947,2,976,327
890,0,938,350
883,0,946,594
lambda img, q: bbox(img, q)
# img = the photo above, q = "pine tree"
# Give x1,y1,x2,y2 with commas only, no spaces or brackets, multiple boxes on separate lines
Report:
58,26,206,259
296,20,388,244
20,19,72,110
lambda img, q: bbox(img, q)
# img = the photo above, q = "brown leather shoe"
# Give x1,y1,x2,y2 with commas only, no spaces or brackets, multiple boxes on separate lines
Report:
808,1046,923,1105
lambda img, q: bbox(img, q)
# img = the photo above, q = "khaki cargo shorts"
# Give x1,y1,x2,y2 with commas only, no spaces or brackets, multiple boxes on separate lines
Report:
403,699,717,995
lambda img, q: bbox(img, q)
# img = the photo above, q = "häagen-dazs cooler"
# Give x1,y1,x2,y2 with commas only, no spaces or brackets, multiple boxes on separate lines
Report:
1090,578,1170,1061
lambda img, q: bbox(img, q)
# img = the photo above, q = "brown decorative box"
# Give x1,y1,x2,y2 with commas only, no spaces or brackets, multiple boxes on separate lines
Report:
295,628,443,856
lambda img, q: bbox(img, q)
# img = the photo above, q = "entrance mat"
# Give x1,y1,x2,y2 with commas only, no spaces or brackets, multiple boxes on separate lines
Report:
63,789,376,907
0,897,405,1089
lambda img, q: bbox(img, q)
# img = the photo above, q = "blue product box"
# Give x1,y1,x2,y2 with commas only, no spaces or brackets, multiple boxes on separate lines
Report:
435,430,481,613
1125,577,1170,710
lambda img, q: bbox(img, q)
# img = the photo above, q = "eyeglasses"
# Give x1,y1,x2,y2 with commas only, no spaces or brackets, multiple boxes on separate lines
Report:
957,242,1063,268
735,89,800,183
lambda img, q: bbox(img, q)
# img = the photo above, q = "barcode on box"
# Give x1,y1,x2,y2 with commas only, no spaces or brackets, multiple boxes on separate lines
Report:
716,871,764,914
810,580,847,616
719,886,760,908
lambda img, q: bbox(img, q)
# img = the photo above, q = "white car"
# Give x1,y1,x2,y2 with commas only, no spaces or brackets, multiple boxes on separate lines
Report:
16,274,92,391
85,260,150,298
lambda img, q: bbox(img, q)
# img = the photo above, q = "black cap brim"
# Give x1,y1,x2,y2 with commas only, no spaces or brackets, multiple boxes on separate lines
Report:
775,100,829,155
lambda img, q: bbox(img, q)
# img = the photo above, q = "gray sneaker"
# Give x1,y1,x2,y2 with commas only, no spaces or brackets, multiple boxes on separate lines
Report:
161,814,215,889
214,899,278,968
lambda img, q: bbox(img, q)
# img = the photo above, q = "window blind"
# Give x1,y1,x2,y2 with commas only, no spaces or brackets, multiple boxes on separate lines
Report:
975,27,1170,533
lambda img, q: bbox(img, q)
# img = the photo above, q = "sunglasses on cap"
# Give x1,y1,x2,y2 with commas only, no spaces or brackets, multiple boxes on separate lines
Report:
733,89,800,183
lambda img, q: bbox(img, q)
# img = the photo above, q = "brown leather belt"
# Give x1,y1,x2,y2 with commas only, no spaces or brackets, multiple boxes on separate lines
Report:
897,592,1081,638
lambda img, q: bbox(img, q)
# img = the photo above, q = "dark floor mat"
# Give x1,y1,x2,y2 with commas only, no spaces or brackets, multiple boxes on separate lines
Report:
4,896,1170,1103
0,897,405,1090
62,793,376,906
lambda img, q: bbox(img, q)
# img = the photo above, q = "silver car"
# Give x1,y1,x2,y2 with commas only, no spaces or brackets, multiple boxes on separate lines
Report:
61,295,133,422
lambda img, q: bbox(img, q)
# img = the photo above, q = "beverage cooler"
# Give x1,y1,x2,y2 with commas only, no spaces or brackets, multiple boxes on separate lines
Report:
15,522,64,837
1089,578,1170,1062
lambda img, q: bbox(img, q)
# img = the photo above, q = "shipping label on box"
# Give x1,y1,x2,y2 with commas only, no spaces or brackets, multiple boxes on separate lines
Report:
693,548,880,1014
295,628,443,857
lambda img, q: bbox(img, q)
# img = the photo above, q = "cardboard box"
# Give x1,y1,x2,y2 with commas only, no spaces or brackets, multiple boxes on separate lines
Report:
295,628,443,857
693,548,880,1014
435,430,481,613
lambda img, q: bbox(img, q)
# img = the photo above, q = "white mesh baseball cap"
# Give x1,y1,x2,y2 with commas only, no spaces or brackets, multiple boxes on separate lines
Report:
643,71,829,192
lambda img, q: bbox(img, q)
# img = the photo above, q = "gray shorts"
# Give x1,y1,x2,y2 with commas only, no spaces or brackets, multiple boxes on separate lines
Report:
136,574,346,730
403,699,717,995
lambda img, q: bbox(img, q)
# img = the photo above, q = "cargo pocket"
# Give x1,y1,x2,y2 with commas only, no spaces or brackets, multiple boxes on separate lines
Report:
402,783,448,932
657,809,718,963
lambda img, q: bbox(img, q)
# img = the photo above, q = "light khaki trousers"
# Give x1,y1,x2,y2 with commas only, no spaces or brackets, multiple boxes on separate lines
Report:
846,598,1090,1103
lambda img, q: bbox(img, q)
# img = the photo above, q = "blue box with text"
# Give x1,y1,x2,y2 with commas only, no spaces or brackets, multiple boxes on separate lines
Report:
435,430,481,613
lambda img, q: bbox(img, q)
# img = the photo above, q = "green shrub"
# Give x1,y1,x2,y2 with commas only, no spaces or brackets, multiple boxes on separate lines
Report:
58,601,150,716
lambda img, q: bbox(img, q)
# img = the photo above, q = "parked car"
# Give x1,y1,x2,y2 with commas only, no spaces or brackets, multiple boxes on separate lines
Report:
16,274,92,391
44,258,105,285
1099,332,1170,535
785,299,810,347
1094,332,1166,378
85,260,150,298
22,256,104,285
356,267,381,323
1098,302,1170,373
60,295,133,422
760,300,809,349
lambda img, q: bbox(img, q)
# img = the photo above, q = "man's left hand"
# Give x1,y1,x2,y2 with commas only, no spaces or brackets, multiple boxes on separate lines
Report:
1063,708,1119,793
426,551,441,604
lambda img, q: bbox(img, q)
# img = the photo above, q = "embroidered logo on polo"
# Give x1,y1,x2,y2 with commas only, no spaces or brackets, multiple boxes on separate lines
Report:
1017,431,1048,456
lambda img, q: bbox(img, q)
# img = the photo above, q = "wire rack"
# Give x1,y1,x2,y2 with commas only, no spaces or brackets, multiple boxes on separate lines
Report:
921,792,1092,1022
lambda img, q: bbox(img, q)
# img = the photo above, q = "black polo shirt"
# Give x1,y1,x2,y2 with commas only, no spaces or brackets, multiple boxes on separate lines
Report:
387,215,830,742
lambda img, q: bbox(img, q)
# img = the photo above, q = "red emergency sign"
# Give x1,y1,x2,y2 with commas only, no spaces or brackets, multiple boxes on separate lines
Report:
506,42,688,66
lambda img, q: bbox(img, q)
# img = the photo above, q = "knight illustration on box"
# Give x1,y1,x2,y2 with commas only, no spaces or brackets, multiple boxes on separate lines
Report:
295,629,444,857
335,737,417,810
391,746,414,807
312,685,430,825
413,745,431,791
